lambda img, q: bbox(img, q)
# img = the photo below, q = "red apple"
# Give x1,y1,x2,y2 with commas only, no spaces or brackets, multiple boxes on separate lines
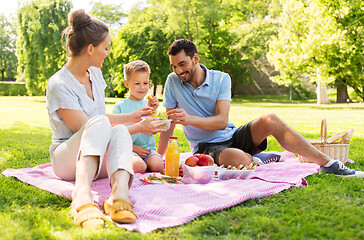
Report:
185,156,199,167
197,154,214,166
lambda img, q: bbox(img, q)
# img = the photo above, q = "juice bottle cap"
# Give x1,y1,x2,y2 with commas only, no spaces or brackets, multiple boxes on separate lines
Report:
169,136,178,139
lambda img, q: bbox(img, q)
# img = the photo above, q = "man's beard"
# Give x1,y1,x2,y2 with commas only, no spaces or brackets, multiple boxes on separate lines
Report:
179,62,196,83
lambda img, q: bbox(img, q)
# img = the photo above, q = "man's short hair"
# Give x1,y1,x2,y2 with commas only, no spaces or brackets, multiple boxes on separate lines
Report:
124,60,150,81
167,39,197,58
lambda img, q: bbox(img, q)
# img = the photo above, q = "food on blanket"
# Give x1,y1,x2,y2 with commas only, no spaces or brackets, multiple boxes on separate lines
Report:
218,162,257,170
216,162,257,180
160,165,183,177
165,137,180,177
185,156,199,167
198,154,214,166
141,173,183,184
182,162,216,184
187,154,214,166
191,171,211,184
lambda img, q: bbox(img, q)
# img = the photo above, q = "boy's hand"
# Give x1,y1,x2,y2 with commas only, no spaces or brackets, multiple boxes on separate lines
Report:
133,145,150,158
130,107,154,122
147,95,159,112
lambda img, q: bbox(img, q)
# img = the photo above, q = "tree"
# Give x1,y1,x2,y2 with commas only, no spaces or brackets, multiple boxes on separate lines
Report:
0,14,17,80
112,0,282,97
267,0,364,102
227,0,280,95
112,5,173,96
89,1,127,97
17,0,71,95
89,1,126,29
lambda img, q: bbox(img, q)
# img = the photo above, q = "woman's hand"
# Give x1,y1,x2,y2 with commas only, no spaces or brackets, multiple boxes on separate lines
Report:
135,118,167,135
129,107,154,123
133,145,150,159
147,95,159,112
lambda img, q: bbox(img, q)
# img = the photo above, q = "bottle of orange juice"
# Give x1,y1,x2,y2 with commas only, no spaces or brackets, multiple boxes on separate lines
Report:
165,136,180,177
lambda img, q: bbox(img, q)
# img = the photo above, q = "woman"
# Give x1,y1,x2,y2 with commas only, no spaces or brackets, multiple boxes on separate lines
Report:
46,9,165,229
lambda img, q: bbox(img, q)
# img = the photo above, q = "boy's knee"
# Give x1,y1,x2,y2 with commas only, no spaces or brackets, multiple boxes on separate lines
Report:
133,158,147,173
146,155,164,172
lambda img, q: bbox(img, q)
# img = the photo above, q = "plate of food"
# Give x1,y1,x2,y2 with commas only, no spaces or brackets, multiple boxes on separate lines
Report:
216,162,257,180
140,173,183,184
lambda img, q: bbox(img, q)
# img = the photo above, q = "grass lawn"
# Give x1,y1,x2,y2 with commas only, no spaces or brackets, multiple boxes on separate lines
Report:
0,96,363,240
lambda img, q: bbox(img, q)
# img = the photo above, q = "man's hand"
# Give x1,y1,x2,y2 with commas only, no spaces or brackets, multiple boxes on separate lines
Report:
130,107,154,123
167,108,191,126
133,145,150,158
147,95,159,112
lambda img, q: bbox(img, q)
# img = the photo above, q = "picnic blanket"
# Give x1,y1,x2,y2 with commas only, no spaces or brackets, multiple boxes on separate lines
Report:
2,151,320,233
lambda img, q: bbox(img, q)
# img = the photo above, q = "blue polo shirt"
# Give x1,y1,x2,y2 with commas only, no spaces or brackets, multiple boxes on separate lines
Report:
163,64,236,153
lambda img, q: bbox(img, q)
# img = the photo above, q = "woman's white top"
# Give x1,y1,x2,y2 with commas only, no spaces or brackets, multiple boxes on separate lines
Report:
46,65,107,153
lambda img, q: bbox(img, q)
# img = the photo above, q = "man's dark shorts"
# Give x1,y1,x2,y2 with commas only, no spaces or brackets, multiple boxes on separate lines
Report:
195,121,267,165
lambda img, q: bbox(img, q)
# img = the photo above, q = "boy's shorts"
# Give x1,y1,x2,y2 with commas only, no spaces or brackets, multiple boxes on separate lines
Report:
132,149,161,161
196,121,267,165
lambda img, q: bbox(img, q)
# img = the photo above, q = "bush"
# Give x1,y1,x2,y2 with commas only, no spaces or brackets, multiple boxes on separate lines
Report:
292,82,316,100
0,81,28,96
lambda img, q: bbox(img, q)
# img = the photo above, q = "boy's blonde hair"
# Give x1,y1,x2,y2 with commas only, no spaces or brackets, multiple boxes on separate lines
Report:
124,60,151,81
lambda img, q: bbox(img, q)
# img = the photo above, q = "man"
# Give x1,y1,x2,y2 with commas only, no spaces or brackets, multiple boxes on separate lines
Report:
157,39,363,178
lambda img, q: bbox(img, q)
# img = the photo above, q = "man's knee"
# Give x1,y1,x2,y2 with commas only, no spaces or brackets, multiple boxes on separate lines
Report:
261,112,280,125
219,148,252,167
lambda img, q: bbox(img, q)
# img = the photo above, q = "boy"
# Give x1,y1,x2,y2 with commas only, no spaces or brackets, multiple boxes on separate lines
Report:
113,60,164,173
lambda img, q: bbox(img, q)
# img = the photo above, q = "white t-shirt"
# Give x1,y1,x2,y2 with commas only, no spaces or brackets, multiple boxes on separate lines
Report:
46,65,107,152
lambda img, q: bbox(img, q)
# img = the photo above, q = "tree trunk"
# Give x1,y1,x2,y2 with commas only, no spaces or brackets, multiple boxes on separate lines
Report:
231,81,236,98
336,85,351,103
316,70,330,105
1,70,4,81
153,84,157,96
316,81,330,104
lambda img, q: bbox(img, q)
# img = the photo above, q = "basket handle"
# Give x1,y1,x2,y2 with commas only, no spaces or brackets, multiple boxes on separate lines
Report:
320,119,328,144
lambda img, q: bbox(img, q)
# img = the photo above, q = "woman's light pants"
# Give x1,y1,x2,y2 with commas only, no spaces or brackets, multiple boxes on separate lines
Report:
50,115,134,186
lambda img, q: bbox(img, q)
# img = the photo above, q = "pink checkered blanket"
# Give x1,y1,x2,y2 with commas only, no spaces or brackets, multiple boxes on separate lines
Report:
2,152,320,233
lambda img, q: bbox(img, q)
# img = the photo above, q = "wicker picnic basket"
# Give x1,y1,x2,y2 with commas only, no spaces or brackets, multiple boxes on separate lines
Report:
298,119,354,163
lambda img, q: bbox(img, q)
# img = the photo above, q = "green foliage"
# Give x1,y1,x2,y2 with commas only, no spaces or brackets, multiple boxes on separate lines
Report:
0,14,17,80
89,1,126,29
111,0,281,96
89,2,128,97
112,5,173,94
0,82,27,96
291,82,316,100
228,0,280,95
16,0,71,95
267,0,364,100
